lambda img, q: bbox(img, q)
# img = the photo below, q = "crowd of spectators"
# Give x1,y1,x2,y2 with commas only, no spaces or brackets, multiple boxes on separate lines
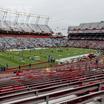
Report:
0,36,67,50
67,40,104,49
0,36,103,50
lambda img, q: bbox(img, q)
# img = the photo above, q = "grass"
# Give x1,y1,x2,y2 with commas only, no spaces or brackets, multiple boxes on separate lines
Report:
0,48,96,68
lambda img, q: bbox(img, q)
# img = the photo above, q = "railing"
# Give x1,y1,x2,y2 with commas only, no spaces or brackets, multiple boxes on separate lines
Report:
2,82,101,104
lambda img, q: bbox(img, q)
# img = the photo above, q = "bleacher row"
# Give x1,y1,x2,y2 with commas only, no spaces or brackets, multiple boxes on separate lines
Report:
68,21,104,34
0,36,67,49
67,40,104,49
0,20,53,34
0,60,104,104
67,21,104,49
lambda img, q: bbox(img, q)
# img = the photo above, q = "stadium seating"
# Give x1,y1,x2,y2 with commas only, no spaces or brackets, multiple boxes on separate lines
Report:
67,40,104,49
68,21,104,49
0,59,104,103
0,19,53,34
68,21,104,34
0,36,67,50
0,9,68,50
0,71,104,103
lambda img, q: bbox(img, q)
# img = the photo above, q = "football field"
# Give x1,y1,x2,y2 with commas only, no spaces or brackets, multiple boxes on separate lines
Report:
0,48,95,68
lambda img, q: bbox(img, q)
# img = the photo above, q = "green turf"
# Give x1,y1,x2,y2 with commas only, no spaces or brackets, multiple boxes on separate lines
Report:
0,48,96,68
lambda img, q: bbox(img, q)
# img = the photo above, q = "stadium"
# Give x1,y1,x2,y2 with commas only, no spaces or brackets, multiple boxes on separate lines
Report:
0,1,104,104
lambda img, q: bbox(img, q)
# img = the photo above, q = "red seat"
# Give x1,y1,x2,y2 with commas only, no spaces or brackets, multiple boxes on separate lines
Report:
14,86,26,90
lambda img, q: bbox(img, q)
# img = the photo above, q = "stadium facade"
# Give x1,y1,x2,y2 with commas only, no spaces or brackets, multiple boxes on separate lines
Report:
0,8,53,36
68,21,104,50
0,8,67,50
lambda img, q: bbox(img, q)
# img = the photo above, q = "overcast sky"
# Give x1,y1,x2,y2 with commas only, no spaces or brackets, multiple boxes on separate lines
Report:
0,0,104,34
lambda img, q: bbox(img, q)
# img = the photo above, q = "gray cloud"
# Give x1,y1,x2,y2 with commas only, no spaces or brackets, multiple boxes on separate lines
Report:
0,0,104,34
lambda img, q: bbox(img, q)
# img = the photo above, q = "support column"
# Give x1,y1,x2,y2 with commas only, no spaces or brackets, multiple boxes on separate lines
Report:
25,14,31,24
2,11,8,21
45,17,49,25
14,12,20,24
35,16,40,24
